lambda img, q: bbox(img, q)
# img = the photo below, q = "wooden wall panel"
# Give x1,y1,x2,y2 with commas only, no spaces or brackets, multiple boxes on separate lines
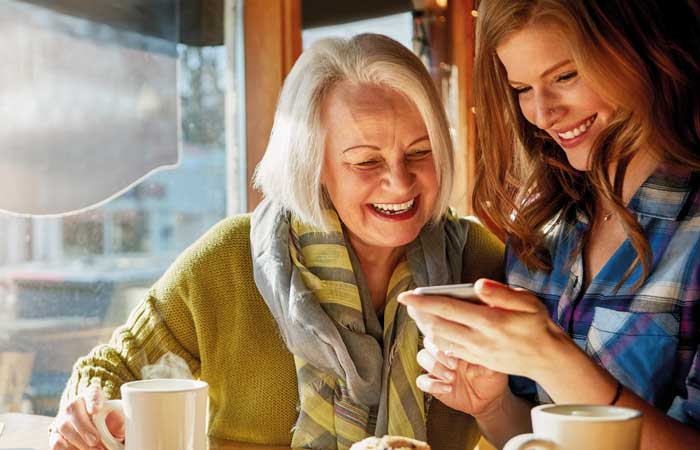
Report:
244,0,302,211
448,0,477,214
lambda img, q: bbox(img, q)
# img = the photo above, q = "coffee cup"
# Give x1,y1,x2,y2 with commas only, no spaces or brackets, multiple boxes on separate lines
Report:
503,404,642,450
92,378,208,450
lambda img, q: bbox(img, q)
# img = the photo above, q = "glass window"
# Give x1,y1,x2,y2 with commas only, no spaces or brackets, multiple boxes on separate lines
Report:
0,2,242,415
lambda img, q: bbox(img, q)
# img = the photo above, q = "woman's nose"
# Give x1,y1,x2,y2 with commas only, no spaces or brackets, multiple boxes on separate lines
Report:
384,161,415,192
533,92,562,130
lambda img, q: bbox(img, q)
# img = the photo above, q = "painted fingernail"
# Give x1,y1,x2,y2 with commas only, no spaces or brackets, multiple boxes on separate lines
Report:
85,433,98,445
406,305,417,318
475,279,492,295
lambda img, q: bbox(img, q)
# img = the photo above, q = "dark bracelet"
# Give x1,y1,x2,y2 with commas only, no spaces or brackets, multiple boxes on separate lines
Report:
610,380,623,405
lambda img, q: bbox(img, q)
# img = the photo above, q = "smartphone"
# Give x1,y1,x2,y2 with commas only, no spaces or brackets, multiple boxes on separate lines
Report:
413,283,481,303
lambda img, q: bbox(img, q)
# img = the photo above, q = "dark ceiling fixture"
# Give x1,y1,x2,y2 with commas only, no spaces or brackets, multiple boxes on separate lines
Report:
18,0,413,47
17,0,222,46
302,0,411,29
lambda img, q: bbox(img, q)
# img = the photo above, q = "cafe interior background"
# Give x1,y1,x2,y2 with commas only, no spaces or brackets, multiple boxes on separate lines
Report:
0,0,482,438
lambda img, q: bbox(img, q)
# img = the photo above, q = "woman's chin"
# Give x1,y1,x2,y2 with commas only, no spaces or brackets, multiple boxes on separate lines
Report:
563,152,592,172
371,228,423,249
347,211,431,250
352,227,419,251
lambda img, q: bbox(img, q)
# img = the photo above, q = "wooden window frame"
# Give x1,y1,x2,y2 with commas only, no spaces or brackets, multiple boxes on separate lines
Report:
243,0,302,211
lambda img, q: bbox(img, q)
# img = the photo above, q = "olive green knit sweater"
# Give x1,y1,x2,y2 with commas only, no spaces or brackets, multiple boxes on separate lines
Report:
61,214,504,449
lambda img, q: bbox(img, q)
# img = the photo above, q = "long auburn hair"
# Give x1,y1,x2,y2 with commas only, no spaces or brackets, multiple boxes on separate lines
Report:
473,0,700,282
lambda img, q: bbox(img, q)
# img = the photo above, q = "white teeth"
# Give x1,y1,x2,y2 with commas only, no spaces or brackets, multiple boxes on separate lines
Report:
557,116,595,140
560,131,574,139
372,198,415,214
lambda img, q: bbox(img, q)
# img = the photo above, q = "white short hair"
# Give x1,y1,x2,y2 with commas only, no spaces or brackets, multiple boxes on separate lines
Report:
253,33,454,230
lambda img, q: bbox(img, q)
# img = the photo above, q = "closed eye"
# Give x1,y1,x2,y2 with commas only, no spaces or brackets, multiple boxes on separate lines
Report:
513,85,531,95
407,149,432,159
556,70,578,82
354,160,381,168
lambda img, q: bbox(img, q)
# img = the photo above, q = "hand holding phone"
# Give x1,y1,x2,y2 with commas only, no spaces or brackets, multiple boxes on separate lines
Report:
413,283,481,303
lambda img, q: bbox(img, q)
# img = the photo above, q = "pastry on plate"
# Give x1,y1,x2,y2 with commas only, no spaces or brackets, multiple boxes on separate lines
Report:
350,435,431,450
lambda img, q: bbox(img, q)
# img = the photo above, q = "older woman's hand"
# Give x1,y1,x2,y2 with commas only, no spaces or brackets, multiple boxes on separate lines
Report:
415,335,508,416
399,279,570,385
49,384,124,450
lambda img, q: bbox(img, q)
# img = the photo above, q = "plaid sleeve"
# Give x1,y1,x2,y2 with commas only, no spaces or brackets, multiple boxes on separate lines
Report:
684,346,699,427
508,375,539,404
668,285,700,429
667,257,700,429
667,345,700,428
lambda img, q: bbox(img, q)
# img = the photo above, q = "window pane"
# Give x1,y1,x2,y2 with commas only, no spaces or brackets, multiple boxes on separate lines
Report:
0,0,179,216
0,5,240,415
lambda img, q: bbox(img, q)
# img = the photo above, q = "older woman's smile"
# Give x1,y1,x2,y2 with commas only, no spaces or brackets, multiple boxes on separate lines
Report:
369,196,419,220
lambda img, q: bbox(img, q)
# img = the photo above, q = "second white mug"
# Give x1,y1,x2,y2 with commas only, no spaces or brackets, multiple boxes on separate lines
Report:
503,404,642,450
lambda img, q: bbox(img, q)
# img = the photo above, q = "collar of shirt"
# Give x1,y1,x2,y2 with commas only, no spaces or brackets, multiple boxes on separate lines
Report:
573,162,698,226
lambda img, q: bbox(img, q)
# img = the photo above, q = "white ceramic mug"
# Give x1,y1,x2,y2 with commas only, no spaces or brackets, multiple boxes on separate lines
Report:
503,404,642,450
92,378,208,450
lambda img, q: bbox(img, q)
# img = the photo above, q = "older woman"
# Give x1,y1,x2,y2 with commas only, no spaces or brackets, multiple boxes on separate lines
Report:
48,34,503,450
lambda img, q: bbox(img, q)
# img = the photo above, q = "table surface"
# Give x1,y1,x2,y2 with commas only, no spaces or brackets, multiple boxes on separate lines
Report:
0,413,290,450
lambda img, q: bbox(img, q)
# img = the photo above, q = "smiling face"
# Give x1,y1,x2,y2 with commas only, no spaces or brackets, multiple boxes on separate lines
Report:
496,22,617,171
321,82,439,254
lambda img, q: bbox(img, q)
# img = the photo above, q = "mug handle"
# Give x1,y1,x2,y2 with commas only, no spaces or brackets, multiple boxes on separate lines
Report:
92,399,126,450
503,433,558,450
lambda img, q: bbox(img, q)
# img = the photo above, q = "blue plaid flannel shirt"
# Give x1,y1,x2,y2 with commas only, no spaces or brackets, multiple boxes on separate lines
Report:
507,162,700,428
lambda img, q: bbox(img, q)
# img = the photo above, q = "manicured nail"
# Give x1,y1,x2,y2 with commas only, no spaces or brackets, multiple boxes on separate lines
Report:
439,385,453,394
85,433,98,446
444,370,455,382
406,305,417,319
446,357,458,370
476,279,495,295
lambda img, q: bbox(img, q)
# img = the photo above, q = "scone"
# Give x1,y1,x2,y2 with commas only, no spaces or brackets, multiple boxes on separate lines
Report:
350,435,431,450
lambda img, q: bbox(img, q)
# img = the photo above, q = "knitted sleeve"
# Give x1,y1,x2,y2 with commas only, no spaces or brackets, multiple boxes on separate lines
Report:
59,215,251,406
59,293,202,406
